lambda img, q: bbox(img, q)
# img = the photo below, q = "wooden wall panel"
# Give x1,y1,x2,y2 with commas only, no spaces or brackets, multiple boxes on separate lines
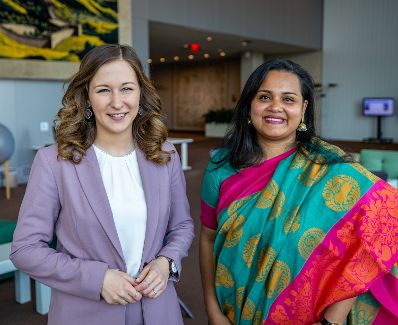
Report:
151,59,240,130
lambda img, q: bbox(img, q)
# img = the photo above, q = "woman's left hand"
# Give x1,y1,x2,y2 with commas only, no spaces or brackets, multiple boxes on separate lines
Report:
134,256,170,298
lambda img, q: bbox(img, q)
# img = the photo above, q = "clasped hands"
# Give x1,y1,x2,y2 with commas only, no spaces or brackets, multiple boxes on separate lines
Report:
101,256,170,305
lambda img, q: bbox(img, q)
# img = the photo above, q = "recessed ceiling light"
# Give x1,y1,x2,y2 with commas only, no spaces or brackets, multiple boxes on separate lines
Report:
174,56,180,61
188,54,194,60
203,53,210,59
160,57,166,63
206,36,212,42
147,58,152,64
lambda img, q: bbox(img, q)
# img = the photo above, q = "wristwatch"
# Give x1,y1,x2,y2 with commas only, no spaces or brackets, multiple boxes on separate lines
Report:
321,317,339,325
158,255,178,277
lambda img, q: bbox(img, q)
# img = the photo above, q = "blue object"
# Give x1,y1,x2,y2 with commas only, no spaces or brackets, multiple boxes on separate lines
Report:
0,123,15,164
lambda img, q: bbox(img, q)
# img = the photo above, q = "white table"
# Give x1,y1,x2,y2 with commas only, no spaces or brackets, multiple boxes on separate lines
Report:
168,137,194,171
33,137,194,171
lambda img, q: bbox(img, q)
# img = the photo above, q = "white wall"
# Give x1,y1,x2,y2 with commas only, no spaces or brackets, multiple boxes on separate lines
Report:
321,0,398,141
0,80,64,183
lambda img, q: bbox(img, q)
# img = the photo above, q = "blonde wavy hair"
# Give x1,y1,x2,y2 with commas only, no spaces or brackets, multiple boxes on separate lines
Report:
55,44,171,164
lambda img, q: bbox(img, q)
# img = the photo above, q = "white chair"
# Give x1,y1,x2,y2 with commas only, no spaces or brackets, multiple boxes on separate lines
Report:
0,241,51,314
0,242,31,303
35,281,51,315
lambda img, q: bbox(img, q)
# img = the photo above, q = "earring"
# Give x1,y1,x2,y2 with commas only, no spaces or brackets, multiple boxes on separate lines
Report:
84,107,93,120
247,117,252,125
297,120,307,131
137,106,143,116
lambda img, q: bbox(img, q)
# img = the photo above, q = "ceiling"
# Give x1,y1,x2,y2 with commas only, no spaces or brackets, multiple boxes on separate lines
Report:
149,21,311,64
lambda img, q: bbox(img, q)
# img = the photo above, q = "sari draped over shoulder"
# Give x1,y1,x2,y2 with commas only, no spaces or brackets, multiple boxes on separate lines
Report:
200,140,398,325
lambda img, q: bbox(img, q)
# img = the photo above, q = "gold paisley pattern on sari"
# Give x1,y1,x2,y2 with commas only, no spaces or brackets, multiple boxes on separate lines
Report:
219,196,250,236
290,152,306,169
235,286,246,309
351,163,379,183
223,302,235,323
348,291,380,325
256,246,277,282
243,234,261,267
224,215,245,247
241,297,256,321
283,206,301,234
228,195,250,217
323,175,360,212
299,162,328,186
255,179,279,209
298,228,325,260
269,191,286,220
266,260,291,298
215,263,234,288
219,213,238,235
317,139,347,157
253,310,263,325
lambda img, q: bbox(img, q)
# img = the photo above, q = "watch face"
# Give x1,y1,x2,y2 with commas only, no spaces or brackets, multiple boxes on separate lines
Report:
171,261,178,274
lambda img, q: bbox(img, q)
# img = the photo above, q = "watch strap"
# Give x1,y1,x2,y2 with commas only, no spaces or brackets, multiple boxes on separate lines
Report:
157,255,177,276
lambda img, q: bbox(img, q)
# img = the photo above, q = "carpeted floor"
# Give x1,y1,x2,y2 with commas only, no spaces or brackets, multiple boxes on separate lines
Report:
0,133,222,325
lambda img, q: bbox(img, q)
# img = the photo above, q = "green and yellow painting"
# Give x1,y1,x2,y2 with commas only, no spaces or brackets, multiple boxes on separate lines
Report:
0,0,118,62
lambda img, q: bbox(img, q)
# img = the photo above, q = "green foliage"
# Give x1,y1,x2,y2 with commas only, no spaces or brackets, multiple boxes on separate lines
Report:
203,108,234,124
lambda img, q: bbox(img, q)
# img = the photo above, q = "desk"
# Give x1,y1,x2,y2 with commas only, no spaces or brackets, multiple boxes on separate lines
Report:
33,137,194,171
168,137,194,171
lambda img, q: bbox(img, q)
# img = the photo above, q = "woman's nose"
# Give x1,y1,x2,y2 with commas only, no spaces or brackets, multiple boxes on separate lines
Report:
111,92,123,109
267,99,283,112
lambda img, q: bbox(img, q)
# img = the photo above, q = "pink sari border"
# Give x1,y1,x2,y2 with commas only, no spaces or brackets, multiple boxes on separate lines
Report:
371,272,398,321
216,148,296,215
373,305,397,325
200,199,218,230
264,180,398,324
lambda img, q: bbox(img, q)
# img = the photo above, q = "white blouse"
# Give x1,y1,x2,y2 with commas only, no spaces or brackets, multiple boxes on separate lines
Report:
93,145,147,277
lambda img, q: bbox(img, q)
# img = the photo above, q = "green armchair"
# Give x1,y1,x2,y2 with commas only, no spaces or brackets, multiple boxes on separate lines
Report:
360,149,398,187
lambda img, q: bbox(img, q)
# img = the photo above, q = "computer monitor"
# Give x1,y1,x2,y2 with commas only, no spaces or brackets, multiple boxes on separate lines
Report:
362,97,395,116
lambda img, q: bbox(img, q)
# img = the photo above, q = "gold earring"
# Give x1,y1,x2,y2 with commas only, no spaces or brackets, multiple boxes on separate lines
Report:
297,120,307,132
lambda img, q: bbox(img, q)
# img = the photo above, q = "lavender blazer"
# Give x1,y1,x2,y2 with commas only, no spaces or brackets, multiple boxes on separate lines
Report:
10,142,194,325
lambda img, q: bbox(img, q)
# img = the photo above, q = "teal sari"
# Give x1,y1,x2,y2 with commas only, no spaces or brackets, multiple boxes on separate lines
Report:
200,140,398,324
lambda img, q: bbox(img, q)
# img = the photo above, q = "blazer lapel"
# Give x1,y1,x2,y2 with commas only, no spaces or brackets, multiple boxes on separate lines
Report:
136,148,160,263
75,146,125,263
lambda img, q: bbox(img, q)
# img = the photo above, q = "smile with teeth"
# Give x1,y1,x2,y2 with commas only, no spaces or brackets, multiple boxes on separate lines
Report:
109,113,127,118
264,116,286,124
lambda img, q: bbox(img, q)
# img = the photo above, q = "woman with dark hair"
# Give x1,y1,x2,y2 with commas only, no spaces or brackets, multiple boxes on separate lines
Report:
199,59,398,325
10,44,194,325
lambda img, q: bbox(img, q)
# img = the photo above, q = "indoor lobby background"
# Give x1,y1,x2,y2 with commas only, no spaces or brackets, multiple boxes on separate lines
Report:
1,0,398,324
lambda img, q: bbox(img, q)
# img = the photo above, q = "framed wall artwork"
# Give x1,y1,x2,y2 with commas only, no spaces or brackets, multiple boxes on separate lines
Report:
0,0,132,80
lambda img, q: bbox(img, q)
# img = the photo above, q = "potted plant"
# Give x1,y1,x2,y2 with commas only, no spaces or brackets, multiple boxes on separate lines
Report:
203,107,234,138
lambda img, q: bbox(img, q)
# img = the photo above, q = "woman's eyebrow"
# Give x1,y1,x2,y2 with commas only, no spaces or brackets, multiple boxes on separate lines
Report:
257,89,298,96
